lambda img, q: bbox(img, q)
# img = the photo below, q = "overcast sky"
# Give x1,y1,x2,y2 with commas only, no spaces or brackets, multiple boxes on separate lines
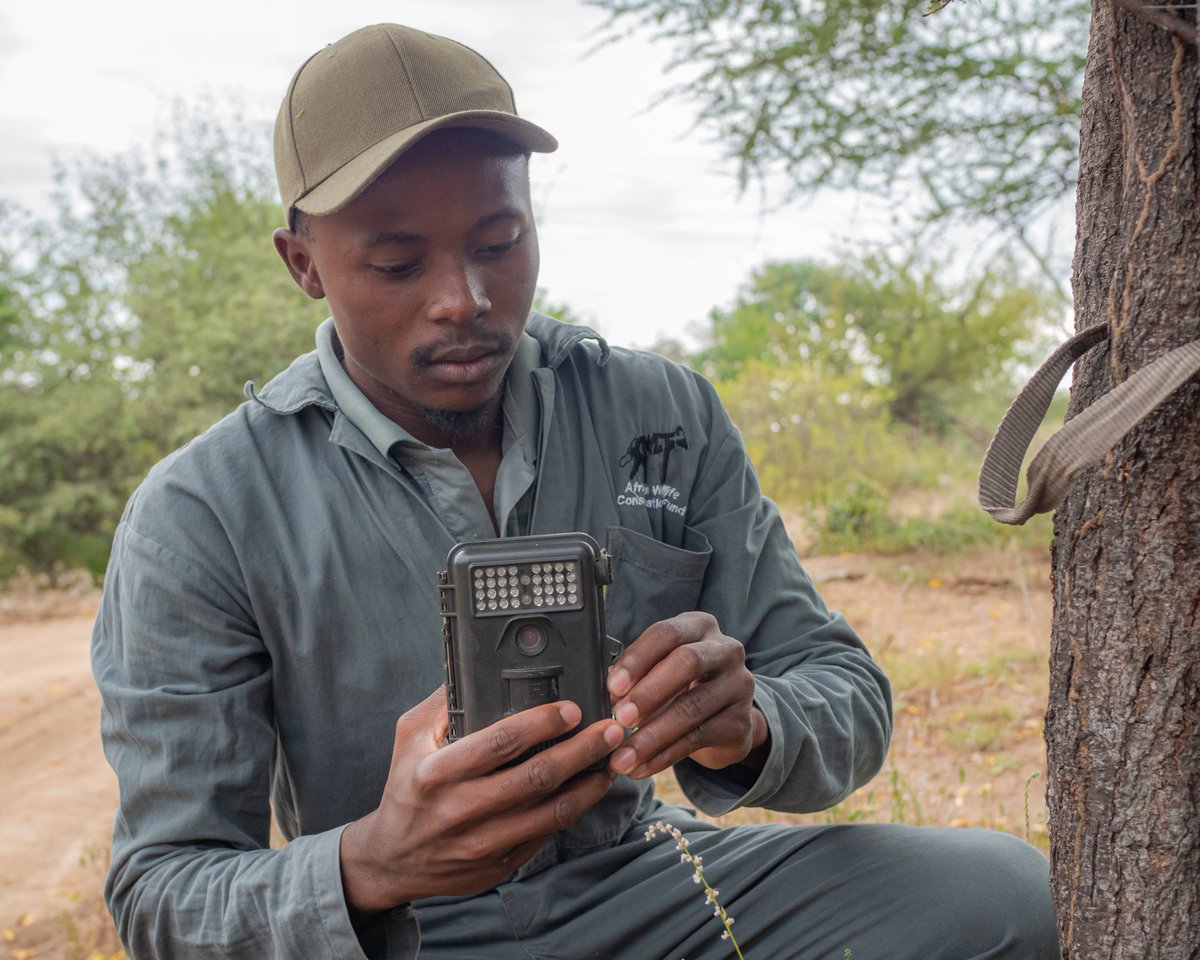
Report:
0,0,895,349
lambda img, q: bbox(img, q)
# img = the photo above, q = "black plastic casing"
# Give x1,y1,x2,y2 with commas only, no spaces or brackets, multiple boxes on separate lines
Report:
438,532,621,763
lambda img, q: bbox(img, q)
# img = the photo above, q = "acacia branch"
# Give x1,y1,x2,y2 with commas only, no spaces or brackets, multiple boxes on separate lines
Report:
1109,0,1198,43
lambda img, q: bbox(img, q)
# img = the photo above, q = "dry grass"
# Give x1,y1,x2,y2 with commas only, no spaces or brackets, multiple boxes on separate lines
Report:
657,543,1052,848
2,845,124,960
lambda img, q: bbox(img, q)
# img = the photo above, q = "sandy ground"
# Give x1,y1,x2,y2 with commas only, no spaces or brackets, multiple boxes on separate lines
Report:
0,545,1052,956
0,604,121,954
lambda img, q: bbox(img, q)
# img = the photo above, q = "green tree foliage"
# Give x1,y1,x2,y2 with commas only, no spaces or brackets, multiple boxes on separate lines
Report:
0,110,326,576
119,119,329,450
690,253,1057,542
588,0,1088,230
696,253,1055,433
0,205,133,574
713,355,906,506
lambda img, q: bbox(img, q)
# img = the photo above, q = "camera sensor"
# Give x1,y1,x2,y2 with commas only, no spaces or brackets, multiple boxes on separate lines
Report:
515,623,548,656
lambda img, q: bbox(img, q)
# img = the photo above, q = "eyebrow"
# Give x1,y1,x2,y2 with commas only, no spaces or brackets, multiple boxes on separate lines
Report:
365,208,525,247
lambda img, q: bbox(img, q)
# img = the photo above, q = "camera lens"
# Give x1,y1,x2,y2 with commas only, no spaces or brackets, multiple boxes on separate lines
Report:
515,623,547,656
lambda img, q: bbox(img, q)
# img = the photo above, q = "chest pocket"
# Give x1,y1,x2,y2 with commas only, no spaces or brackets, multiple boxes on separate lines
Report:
604,525,713,644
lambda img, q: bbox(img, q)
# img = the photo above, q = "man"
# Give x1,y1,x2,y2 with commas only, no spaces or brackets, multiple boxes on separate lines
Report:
93,23,1060,959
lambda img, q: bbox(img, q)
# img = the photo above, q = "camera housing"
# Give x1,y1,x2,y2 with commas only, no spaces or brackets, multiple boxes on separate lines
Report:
438,532,622,763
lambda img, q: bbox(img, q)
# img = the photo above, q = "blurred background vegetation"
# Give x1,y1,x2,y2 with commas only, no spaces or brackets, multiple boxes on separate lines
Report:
0,107,1063,579
0,0,1091,580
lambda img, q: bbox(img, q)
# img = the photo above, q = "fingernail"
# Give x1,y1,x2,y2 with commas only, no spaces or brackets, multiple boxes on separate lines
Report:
602,723,625,747
559,702,582,726
609,668,630,697
615,702,638,727
611,747,635,773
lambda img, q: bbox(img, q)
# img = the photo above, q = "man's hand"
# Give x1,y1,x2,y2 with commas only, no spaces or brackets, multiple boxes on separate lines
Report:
339,686,625,916
606,611,769,780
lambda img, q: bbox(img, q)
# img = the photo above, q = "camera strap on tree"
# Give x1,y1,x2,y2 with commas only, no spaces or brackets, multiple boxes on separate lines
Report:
978,324,1200,525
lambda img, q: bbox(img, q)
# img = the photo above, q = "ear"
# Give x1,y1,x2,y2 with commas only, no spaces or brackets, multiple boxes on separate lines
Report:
273,227,326,300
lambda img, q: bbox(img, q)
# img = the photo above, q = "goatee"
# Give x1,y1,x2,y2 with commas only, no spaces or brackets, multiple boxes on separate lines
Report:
416,386,504,446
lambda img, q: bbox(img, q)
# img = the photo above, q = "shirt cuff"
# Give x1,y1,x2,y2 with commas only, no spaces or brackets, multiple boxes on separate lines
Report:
313,825,421,959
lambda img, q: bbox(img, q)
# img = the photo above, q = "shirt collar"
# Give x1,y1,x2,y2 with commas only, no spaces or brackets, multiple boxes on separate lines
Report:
314,317,543,461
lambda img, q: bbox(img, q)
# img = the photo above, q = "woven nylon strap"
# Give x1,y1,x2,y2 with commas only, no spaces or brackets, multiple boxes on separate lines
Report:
978,325,1200,525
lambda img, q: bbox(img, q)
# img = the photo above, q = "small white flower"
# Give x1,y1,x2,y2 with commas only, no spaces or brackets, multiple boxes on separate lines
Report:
644,821,744,959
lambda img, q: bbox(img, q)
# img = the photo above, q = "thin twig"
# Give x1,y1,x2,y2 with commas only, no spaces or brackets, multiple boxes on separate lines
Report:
1109,0,1198,43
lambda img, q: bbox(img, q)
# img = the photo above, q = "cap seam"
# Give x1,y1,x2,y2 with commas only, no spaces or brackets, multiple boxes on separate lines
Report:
384,29,426,121
285,48,324,200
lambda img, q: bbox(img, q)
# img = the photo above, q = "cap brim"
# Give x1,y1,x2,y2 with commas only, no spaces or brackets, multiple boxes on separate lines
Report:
293,111,557,217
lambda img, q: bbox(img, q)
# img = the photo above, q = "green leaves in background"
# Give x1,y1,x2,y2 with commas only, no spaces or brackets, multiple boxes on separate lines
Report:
690,252,1058,547
588,0,1088,232
0,108,327,576
697,253,1055,432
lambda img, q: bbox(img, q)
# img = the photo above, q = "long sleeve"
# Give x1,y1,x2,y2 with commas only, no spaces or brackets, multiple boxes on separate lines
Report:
93,511,419,959
668,404,893,816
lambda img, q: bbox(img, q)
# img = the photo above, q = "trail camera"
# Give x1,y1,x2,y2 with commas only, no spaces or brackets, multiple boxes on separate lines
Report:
438,532,622,761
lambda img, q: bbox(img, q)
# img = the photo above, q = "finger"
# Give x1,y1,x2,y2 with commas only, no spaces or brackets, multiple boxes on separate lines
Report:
614,633,742,730
496,837,546,871
489,717,625,800
610,655,753,777
425,700,590,781
613,702,748,779
476,767,617,853
608,615,700,700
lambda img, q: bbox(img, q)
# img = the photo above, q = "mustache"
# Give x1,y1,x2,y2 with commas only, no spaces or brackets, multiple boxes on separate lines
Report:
410,332,515,370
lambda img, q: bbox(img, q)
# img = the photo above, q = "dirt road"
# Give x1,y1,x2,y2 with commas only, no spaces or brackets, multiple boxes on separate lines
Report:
0,603,120,953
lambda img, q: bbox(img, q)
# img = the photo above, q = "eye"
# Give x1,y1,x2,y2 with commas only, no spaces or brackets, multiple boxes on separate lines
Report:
478,235,520,259
373,260,421,279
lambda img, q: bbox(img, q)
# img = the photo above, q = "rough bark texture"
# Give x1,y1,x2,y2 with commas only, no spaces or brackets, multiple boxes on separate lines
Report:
1049,3,1199,958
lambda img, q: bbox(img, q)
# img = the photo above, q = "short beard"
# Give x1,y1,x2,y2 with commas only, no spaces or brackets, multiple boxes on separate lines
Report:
408,331,514,446
415,385,505,446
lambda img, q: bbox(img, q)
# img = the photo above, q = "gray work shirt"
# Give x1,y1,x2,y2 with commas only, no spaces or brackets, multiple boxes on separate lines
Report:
92,314,892,959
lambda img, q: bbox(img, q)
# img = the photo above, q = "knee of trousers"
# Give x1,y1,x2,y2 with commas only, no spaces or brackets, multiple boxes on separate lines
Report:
900,827,1060,959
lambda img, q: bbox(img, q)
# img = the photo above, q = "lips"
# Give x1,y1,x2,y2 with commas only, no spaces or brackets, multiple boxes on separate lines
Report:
429,344,498,364
412,334,515,385
415,344,508,387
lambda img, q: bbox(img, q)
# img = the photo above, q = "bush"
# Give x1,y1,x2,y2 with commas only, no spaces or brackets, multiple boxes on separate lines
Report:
714,359,918,506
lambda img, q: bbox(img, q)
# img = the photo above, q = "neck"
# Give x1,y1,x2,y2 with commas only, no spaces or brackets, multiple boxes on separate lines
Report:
414,391,505,456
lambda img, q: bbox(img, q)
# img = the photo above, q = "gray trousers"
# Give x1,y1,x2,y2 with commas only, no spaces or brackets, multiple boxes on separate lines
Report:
413,812,1060,960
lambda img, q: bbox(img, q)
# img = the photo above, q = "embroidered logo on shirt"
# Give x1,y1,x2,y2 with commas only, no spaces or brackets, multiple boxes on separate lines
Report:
616,426,689,517
619,426,688,483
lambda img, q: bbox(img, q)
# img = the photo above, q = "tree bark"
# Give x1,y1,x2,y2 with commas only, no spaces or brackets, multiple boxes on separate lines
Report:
1049,3,1199,957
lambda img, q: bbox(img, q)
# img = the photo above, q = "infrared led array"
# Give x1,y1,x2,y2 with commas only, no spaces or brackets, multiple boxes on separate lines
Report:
472,560,580,613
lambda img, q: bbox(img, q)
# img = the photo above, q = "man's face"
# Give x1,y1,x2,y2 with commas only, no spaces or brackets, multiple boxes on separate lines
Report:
277,129,539,445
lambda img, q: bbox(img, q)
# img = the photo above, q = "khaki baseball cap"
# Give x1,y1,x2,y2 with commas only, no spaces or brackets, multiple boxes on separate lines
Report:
274,24,558,219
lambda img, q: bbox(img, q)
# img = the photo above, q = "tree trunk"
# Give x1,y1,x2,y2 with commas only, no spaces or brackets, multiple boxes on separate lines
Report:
1048,3,1199,957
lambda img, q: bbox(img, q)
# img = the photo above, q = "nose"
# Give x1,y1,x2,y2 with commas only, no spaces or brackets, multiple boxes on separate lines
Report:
427,258,490,325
